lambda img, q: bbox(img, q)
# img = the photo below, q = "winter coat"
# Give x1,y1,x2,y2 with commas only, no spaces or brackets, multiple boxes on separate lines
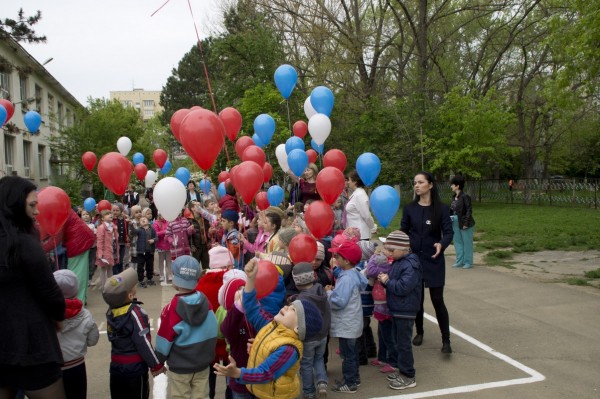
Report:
57,298,99,369
327,267,367,339
165,216,192,259
132,225,156,254
96,223,119,267
400,202,453,288
383,254,422,318
62,210,95,258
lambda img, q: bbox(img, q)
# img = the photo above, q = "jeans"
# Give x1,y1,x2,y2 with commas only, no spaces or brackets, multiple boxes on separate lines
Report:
451,215,474,266
113,244,127,275
392,318,415,378
377,319,397,367
300,337,328,395
338,338,359,386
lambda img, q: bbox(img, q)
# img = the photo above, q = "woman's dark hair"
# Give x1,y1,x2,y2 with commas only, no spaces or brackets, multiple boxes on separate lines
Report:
187,180,196,188
346,170,365,188
265,211,282,234
0,176,38,264
225,182,236,196
412,171,443,233
450,175,465,190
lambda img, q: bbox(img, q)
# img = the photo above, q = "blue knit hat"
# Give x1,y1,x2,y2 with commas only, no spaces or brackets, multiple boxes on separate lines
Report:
292,298,323,341
221,209,239,223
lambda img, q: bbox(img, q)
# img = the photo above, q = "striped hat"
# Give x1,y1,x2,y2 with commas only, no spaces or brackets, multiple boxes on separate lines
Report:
385,230,410,250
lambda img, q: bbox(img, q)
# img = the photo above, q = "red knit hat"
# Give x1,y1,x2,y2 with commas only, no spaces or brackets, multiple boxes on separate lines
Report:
222,278,246,310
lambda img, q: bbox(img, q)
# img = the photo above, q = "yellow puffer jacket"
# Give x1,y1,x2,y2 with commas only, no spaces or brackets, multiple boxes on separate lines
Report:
247,321,303,399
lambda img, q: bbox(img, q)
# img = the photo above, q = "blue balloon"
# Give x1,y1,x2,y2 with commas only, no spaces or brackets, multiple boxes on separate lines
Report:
253,114,276,145
24,110,42,133
267,185,285,206
218,182,226,197
287,149,309,177
83,197,96,213
310,86,334,116
356,152,381,186
0,104,7,126
252,133,266,148
370,185,400,228
199,178,211,194
160,160,172,175
311,139,324,155
285,136,305,154
274,64,298,99
175,167,191,186
132,152,144,166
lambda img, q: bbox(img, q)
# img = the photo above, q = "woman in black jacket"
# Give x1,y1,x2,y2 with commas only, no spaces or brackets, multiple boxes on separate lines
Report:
0,176,67,398
449,175,475,269
400,172,454,354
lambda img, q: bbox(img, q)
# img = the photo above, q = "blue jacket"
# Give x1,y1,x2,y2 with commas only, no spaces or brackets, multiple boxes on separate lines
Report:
132,225,156,254
383,254,422,318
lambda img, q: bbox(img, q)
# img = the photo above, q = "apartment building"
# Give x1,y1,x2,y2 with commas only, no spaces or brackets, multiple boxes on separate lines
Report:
110,88,163,121
0,37,82,188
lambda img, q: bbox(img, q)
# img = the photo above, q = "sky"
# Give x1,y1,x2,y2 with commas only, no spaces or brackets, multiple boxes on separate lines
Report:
7,1,223,105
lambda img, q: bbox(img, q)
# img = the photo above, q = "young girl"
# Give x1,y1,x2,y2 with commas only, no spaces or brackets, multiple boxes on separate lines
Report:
81,211,97,283
153,212,172,284
142,207,154,226
128,205,143,269
264,211,283,255
242,212,271,259
165,210,193,261
95,210,119,290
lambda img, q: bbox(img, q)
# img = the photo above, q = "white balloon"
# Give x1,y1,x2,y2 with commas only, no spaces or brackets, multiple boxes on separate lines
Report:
308,113,331,145
153,177,186,222
304,97,317,120
275,143,290,173
117,136,132,156
144,170,157,188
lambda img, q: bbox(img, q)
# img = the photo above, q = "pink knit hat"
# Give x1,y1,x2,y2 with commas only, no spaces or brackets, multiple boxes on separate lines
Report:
218,269,247,309
209,246,234,269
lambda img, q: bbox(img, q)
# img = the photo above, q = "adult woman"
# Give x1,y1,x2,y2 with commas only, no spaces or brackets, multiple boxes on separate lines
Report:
291,163,320,203
400,172,454,353
344,170,376,240
185,180,202,204
0,176,67,398
449,175,475,269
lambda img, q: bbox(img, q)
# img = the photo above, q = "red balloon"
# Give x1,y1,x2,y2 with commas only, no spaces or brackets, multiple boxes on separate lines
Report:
323,149,347,173
235,136,254,159
170,109,190,142
289,233,318,264
316,167,345,205
306,149,318,164
97,200,112,212
305,200,334,239
98,152,134,196
232,161,264,204
293,120,308,138
229,166,238,188
256,259,279,299
242,145,266,167
255,191,270,211
180,109,226,171
0,99,15,123
262,162,273,183
190,106,203,111
81,151,97,171
36,186,71,236
134,163,148,181
218,170,230,183
153,149,168,168
219,107,243,142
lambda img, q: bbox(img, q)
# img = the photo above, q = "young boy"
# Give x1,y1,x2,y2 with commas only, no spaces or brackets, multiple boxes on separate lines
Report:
325,240,368,393
214,258,323,399
131,216,157,287
220,209,243,270
156,255,218,398
102,268,164,398
376,230,422,390
291,262,332,399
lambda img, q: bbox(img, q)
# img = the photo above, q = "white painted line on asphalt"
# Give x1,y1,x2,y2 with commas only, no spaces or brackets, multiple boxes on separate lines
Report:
372,313,546,399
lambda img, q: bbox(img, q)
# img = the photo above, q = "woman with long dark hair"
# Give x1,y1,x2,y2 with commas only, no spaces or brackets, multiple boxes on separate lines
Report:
0,176,67,398
400,172,454,353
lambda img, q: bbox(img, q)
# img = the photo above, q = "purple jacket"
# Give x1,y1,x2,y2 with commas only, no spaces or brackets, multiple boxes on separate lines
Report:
165,217,192,259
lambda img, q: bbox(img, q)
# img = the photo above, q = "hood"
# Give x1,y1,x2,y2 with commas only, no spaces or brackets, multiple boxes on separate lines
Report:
62,298,84,333
195,270,226,311
298,283,331,339
106,302,136,332
344,267,368,291
176,291,210,326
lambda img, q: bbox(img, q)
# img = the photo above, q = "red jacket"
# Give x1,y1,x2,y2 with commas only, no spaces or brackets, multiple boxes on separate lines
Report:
218,195,240,212
63,210,95,258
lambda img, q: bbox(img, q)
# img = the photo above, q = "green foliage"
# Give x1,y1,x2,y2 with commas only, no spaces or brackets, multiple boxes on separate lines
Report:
584,269,600,279
565,277,589,286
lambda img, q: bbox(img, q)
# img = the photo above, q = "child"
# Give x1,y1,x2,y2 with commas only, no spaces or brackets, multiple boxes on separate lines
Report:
142,207,154,225
54,269,100,399
376,231,422,390
131,216,157,288
187,201,210,269
153,211,172,284
102,268,165,398
214,258,323,399
112,203,129,275
165,210,193,260
325,240,367,393
128,205,143,269
81,210,97,282
220,209,243,270
218,182,241,213
156,256,218,398
96,210,119,290
356,240,377,365
291,262,332,399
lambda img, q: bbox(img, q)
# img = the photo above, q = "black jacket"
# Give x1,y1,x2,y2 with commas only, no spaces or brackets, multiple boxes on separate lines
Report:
450,191,475,228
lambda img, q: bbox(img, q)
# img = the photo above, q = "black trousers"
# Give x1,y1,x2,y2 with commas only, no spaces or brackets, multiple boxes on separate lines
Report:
63,363,87,399
357,316,378,362
136,252,154,282
110,372,149,399
415,283,451,342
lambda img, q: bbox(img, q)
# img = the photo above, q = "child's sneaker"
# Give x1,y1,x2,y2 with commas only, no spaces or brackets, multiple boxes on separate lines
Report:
317,382,327,397
146,279,156,286
138,281,147,288
331,382,357,394
379,364,396,373
386,372,399,381
388,374,416,390
370,359,386,367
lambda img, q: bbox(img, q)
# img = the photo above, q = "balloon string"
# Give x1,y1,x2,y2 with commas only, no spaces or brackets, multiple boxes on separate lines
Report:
150,0,172,17
285,100,292,137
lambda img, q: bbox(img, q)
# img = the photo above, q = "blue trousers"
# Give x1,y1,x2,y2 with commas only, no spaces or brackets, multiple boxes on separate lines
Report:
451,216,474,267
392,318,415,378
338,338,359,386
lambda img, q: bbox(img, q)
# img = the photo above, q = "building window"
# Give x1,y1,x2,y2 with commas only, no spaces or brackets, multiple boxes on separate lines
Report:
65,108,72,127
143,100,154,107
135,102,140,109
4,135,15,175
19,75,28,105
122,100,133,107
47,93,55,131
144,109,154,117
38,145,46,179
34,84,42,113
57,102,64,128
23,141,31,177
0,72,10,99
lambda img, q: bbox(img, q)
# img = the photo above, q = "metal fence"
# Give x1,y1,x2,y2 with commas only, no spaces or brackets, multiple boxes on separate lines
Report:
397,178,599,209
